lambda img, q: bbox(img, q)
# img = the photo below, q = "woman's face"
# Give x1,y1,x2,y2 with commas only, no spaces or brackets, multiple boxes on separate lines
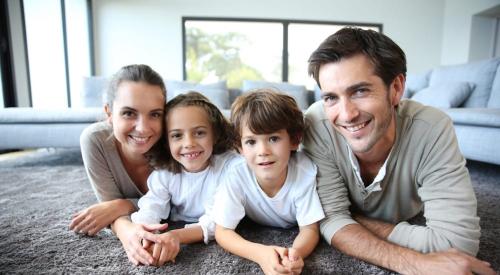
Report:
107,81,165,157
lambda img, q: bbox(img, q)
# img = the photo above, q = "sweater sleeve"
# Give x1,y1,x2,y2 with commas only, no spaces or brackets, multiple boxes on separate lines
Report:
387,117,480,255
80,124,132,205
302,111,357,244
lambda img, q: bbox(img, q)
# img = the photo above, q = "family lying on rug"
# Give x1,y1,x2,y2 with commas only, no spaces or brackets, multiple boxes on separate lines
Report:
68,28,495,275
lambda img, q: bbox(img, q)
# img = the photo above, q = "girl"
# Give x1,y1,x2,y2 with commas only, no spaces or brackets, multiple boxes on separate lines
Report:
70,64,170,265
130,91,238,266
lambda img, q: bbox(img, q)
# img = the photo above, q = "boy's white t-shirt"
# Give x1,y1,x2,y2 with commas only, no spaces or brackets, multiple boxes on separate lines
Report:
131,151,239,243
212,151,325,230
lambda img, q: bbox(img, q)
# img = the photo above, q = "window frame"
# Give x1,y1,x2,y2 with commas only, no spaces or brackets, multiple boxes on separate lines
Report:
182,17,382,84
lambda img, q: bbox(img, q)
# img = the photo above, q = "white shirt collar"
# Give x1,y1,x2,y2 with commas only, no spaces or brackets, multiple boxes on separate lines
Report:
347,145,392,193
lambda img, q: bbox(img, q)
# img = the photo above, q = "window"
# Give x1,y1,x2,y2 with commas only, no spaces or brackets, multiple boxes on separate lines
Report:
23,0,92,108
183,18,381,89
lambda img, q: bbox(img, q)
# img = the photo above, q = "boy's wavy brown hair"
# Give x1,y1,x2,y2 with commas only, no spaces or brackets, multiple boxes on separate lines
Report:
146,91,236,173
230,88,304,148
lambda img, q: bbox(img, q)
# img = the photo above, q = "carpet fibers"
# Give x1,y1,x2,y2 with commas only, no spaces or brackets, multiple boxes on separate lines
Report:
0,149,498,274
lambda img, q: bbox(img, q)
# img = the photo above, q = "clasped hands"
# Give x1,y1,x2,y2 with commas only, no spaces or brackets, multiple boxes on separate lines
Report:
139,223,181,267
259,246,304,275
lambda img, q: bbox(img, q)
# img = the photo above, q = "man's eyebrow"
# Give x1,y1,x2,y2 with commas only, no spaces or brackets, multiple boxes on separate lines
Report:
345,82,372,92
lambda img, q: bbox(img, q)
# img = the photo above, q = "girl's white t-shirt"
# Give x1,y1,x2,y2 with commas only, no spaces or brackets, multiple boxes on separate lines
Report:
213,151,325,230
131,151,239,243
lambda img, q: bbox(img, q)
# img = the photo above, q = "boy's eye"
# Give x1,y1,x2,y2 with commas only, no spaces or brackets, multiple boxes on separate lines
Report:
195,130,206,137
269,136,280,143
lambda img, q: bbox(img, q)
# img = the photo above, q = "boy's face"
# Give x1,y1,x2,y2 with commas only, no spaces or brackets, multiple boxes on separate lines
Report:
239,124,298,189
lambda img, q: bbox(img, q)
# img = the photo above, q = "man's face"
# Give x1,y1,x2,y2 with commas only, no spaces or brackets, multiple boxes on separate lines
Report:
318,54,403,159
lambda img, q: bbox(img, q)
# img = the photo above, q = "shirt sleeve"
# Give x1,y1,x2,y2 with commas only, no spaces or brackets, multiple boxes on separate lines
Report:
302,111,357,244
212,170,246,230
130,171,172,225
294,157,325,226
387,117,480,255
80,126,129,203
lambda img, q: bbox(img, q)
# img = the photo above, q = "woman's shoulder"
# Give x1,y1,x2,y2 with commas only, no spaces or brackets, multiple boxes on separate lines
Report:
80,121,114,152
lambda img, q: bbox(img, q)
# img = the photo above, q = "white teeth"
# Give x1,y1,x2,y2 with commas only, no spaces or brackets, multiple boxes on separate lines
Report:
131,136,149,142
183,152,201,158
345,122,367,132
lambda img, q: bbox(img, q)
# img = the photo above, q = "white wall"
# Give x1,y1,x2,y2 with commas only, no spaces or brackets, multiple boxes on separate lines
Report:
93,0,446,79
441,0,500,65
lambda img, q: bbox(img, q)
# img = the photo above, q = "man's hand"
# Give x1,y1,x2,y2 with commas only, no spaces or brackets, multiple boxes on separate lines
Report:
409,248,495,275
281,248,304,274
70,201,118,236
256,245,293,275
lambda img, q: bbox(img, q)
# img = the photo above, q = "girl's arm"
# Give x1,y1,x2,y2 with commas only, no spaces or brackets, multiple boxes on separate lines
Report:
215,225,292,275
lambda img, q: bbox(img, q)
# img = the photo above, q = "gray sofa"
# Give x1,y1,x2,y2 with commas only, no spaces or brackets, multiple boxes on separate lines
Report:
405,57,500,165
1,58,499,166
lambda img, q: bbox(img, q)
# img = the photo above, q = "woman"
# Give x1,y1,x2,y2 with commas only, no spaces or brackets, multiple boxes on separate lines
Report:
70,64,166,265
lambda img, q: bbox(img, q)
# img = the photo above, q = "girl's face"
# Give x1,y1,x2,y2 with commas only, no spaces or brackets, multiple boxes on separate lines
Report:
106,81,165,157
167,106,215,173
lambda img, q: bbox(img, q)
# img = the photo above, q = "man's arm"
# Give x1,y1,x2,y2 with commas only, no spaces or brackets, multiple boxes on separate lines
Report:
331,223,494,275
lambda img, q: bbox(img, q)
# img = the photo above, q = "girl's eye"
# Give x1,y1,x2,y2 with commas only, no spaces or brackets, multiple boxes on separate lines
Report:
244,140,256,146
195,130,206,137
170,133,182,139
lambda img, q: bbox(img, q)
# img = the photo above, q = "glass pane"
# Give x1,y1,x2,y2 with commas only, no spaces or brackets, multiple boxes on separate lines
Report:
24,0,67,108
288,24,380,90
65,0,91,108
185,21,283,88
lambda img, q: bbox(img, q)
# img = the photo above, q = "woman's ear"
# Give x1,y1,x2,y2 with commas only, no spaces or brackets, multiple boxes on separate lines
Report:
104,104,112,124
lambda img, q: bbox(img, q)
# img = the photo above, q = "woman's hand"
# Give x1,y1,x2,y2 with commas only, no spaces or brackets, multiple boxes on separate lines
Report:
70,200,121,236
114,217,167,266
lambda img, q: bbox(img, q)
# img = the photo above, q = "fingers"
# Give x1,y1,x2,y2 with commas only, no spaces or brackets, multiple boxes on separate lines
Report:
142,223,169,232
152,243,161,266
69,211,86,231
287,248,299,261
270,248,291,274
129,239,154,266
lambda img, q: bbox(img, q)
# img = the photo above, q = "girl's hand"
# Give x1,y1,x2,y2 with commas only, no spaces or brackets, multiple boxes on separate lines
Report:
258,245,293,275
149,231,181,266
70,201,118,236
281,248,304,275
115,219,167,266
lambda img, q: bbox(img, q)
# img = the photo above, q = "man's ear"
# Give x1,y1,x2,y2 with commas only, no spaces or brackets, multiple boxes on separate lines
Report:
390,74,405,106
104,104,112,124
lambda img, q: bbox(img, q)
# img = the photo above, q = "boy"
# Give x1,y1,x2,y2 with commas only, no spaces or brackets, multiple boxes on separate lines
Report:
213,89,325,274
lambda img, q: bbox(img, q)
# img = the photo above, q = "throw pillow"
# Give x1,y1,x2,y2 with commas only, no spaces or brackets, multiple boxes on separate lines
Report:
81,76,108,107
242,80,309,109
411,82,475,108
166,80,229,110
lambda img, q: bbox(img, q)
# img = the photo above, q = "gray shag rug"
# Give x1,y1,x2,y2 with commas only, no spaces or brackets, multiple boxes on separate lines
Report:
0,148,499,274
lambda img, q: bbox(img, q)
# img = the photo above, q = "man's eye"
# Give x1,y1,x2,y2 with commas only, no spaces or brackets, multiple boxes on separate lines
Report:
122,111,135,117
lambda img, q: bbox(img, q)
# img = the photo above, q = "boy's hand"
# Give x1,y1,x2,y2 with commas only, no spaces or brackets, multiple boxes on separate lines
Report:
257,245,293,275
281,248,304,274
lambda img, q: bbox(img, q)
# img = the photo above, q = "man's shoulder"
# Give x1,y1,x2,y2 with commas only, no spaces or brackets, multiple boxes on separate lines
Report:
398,100,452,131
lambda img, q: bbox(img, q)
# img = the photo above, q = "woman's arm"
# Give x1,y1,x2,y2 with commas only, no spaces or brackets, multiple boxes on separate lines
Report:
215,225,292,275
70,198,136,235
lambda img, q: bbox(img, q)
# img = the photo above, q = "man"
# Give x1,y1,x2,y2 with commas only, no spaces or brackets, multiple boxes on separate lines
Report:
302,27,495,274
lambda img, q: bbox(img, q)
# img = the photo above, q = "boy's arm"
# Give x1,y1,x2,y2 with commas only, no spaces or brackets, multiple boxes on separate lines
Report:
215,225,291,274
292,223,320,259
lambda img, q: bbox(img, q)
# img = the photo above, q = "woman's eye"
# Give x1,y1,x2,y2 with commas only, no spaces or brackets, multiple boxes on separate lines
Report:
151,112,163,118
195,131,206,137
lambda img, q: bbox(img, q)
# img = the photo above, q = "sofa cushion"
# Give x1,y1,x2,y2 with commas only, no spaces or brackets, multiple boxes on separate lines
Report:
81,76,108,107
488,66,500,108
403,70,431,98
0,107,104,123
443,108,500,127
166,80,229,109
429,58,500,108
411,82,474,108
242,80,309,109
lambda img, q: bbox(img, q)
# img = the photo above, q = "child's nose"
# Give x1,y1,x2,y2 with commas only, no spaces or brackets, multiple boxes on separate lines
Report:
183,134,195,147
